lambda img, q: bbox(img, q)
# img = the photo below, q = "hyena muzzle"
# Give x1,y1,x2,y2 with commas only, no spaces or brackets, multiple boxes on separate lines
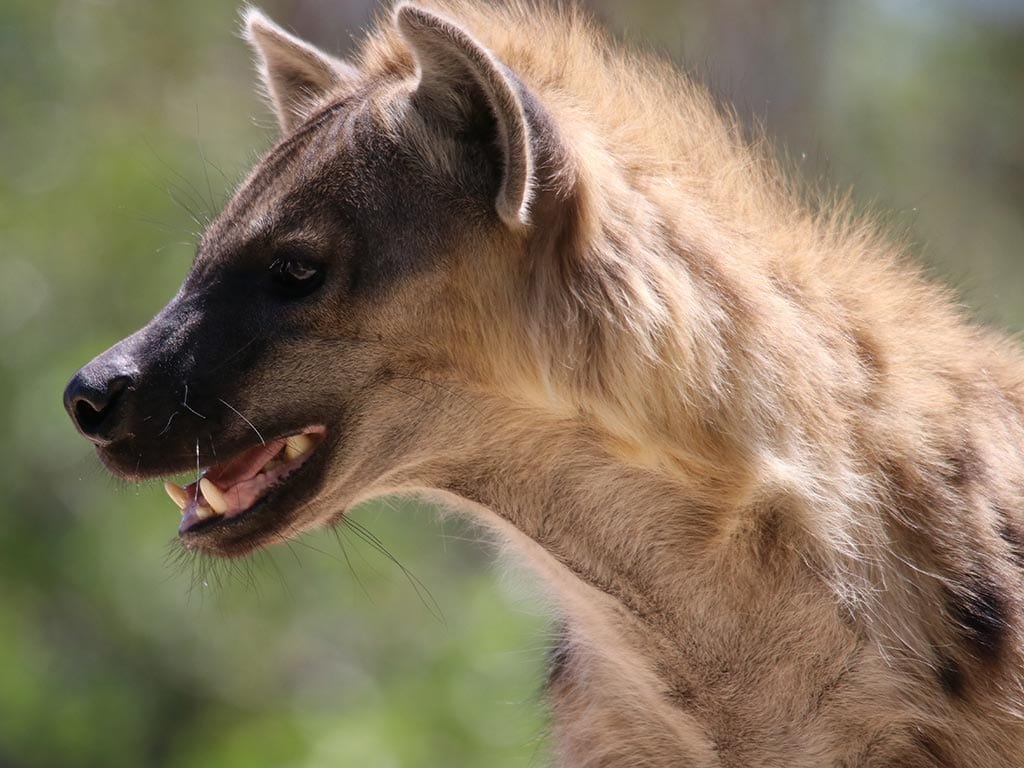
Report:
64,2,1024,765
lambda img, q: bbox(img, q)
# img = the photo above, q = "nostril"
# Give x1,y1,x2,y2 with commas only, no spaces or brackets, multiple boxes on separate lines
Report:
73,397,108,435
64,373,131,443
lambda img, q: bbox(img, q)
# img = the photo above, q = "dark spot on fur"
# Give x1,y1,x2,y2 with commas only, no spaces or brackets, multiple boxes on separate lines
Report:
853,330,884,377
663,679,697,709
768,272,802,304
878,456,941,533
747,502,788,569
944,437,982,489
545,621,573,691
913,731,955,767
936,653,965,698
858,732,951,768
997,510,1024,568
947,574,1010,661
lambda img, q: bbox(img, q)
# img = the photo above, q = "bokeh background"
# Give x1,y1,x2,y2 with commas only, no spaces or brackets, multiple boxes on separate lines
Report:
2,0,1023,765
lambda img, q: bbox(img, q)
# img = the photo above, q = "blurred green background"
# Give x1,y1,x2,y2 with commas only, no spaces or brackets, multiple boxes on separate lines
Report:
2,0,1022,766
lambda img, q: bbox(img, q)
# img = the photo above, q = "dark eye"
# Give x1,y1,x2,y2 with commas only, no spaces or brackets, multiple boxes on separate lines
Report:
269,254,324,298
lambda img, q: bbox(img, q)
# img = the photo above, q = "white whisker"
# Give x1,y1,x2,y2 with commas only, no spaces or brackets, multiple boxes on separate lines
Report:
182,383,207,419
194,437,201,503
217,398,266,445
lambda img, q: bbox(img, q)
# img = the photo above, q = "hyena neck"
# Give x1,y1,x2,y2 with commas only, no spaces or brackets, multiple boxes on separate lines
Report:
434,409,719,623
401,399,868,763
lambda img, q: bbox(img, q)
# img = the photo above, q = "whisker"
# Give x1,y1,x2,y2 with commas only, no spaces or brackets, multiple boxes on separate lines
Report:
337,521,386,580
159,410,179,436
329,525,374,603
133,214,195,236
194,437,201,503
194,105,217,213
182,384,208,419
206,333,264,374
343,515,445,626
163,184,207,230
218,398,266,445
259,547,288,600
142,137,213,225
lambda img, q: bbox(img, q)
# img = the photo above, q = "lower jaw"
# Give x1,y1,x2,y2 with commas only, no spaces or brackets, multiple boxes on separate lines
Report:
177,481,312,555
177,511,284,556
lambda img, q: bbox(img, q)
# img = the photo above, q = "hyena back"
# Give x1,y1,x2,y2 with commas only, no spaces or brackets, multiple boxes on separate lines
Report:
63,2,1024,765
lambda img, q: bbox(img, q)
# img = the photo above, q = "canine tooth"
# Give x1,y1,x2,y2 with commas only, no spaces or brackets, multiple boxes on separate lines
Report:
164,482,189,511
199,478,229,515
284,434,314,461
193,503,216,521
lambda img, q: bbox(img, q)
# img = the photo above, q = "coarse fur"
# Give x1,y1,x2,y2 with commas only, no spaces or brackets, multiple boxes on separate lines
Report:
64,2,1024,765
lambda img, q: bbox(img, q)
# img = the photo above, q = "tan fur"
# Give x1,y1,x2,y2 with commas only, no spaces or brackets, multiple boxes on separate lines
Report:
91,3,1024,764
241,3,1024,764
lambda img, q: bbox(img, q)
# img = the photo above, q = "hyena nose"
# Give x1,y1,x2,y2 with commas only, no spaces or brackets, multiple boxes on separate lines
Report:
63,368,134,445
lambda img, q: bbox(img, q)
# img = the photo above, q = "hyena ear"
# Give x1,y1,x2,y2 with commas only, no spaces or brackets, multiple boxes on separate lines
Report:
395,3,537,229
243,8,359,133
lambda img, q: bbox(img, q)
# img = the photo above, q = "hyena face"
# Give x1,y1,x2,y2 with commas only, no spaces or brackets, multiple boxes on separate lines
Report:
64,5,543,556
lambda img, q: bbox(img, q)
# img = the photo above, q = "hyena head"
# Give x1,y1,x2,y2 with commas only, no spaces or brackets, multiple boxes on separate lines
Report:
64,4,577,557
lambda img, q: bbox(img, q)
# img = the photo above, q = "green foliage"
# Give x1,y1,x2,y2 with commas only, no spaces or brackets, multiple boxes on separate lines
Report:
2,1,1021,765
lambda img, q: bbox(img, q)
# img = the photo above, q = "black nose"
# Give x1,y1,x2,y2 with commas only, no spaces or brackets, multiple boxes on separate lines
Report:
64,370,133,445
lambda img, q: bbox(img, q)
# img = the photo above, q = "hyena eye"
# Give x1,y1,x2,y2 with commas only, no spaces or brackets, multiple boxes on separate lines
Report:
269,253,324,299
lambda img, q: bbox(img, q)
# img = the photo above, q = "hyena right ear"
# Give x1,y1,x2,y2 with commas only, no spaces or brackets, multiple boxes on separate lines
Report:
243,8,360,133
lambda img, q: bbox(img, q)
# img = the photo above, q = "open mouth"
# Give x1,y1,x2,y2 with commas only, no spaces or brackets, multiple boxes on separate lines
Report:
163,426,326,534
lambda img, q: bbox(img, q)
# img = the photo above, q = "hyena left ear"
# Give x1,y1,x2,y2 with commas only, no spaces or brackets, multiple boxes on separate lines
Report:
395,3,539,229
243,8,360,133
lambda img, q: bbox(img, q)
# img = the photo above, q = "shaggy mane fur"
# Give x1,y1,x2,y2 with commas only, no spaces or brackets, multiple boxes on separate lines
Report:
349,4,1024,761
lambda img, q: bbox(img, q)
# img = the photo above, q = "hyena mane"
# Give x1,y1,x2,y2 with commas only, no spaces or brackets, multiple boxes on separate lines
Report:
66,1,1024,765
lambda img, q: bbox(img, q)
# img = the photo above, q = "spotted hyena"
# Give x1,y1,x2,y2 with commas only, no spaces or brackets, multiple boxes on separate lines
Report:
64,2,1024,765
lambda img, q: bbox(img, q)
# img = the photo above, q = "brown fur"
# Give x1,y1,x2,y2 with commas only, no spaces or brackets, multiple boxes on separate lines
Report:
67,2,1024,764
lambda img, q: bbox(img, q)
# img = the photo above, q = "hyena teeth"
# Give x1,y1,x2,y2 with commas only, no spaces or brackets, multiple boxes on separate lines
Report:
284,434,315,462
199,478,229,515
192,503,217,521
164,482,188,512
